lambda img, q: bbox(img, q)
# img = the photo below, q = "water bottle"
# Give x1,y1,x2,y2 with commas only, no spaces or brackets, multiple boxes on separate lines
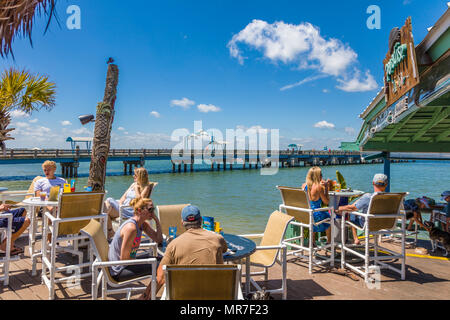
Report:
169,226,177,239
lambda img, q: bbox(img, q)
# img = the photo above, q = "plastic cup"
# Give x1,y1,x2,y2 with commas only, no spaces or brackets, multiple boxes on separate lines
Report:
40,192,47,201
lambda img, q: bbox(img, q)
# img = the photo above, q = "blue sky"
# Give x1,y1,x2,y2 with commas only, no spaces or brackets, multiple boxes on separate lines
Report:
2,0,447,149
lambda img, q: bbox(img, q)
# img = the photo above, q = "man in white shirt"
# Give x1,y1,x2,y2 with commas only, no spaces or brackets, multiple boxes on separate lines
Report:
34,160,66,197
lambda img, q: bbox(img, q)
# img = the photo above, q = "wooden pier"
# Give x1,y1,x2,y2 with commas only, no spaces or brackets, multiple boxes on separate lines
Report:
0,148,397,178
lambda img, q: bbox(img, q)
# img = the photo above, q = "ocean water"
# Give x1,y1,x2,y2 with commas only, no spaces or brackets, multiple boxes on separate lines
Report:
0,160,449,235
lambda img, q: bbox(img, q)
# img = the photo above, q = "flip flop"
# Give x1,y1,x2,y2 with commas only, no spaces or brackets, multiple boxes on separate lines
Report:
10,247,24,256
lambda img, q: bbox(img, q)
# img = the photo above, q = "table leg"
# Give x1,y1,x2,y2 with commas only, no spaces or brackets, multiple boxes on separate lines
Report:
245,256,250,295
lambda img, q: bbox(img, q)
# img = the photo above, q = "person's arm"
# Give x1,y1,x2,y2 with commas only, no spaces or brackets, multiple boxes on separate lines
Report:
0,203,11,212
220,235,228,253
337,204,358,213
142,212,163,244
119,223,137,260
319,183,329,205
140,184,152,198
34,180,41,197
141,246,172,300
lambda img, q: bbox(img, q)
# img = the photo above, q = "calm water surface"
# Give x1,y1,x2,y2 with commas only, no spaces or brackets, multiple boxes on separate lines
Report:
1,161,449,234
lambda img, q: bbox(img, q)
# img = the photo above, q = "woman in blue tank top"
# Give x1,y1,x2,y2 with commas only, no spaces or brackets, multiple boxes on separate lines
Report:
301,166,332,243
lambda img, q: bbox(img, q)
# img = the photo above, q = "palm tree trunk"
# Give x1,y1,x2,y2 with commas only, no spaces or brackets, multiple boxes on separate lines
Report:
0,112,14,156
87,63,119,191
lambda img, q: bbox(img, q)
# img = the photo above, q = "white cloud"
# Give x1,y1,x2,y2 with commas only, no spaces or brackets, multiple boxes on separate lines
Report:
15,122,30,128
322,89,329,93
170,97,195,109
10,110,29,118
72,127,92,135
29,119,38,123
39,126,51,133
336,70,378,92
197,104,221,113
61,120,72,126
228,19,378,92
228,20,356,76
150,111,161,118
345,127,356,135
314,121,335,129
280,74,328,91
117,127,125,131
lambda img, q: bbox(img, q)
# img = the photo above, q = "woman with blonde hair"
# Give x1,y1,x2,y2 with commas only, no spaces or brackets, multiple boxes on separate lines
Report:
301,166,332,243
108,198,162,282
104,167,155,239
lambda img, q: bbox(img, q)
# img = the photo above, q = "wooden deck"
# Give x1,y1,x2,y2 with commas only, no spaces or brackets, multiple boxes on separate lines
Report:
1,234,449,300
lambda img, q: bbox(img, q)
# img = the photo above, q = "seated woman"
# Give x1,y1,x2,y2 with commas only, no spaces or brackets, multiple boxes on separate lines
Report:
108,198,162,282
403,197,429,231
301,166,332,244
0,203,30,256
104,167,155,239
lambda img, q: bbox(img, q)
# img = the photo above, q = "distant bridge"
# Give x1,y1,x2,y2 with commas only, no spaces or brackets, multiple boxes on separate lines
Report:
0,148,380,177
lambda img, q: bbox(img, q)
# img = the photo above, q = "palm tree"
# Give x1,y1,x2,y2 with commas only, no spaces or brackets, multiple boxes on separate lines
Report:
0,68,56,154
0,0,57,57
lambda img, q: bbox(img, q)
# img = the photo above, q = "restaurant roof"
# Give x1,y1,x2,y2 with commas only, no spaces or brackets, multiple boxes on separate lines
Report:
355,7,450,153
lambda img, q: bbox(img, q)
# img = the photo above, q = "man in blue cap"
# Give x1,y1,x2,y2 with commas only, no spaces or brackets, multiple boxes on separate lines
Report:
140,205,227,299
337,173,389,245
439,191,450,231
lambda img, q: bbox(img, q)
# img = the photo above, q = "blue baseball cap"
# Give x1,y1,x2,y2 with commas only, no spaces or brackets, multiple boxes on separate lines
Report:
441,191,450,201
181,205,202,222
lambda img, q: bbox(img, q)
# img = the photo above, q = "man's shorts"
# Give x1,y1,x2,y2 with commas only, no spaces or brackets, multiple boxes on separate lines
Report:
0,208,26,233
349,214,365,228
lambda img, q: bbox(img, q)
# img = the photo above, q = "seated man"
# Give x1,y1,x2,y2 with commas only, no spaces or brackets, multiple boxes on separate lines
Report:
34,160,66,198
140,205,227,299
433,191,450,232
0,203,30,255
336,173,388,245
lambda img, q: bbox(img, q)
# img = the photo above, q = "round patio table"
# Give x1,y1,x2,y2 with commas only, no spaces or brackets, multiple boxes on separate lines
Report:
222,233,256,261
156,232,256,295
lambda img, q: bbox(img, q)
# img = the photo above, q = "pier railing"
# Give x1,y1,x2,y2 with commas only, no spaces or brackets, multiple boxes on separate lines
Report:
0,148,360,159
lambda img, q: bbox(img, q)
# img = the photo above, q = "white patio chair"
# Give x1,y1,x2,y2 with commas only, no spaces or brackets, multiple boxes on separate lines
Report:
382,205,418,247
431,209,449,232
41,191,107,299
156,203,190,240
277,185,334,273
340,192,408,283
239,210,293,300
160,264,243,300
0,213,19,286
81,219,158,300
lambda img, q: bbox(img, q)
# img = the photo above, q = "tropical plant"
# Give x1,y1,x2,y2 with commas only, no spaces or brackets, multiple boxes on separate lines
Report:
0,68,56,154
0,0,57,57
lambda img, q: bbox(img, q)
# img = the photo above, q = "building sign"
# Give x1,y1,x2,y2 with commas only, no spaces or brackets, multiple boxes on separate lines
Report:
383,17,420,108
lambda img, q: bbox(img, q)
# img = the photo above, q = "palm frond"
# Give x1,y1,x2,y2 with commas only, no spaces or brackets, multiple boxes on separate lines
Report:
0,0,57,57
19,73,56,111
